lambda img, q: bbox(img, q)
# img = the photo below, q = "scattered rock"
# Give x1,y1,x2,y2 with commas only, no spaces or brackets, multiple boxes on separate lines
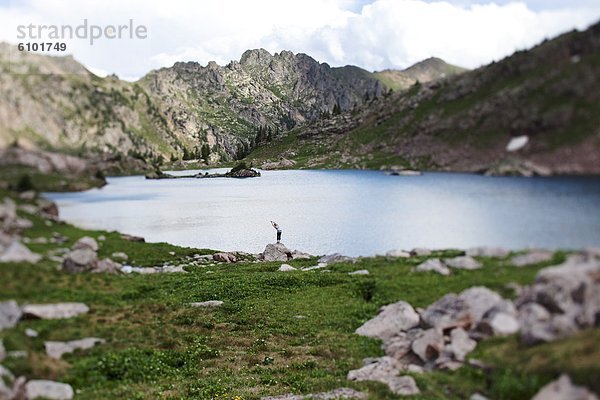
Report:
466,247,509,258
7,350,27,358
190,300,223,308
213,252,237,263
260,158,297,171
278,264,297,271
511,250,554,267
444,256,482,270
94,258,121,274
62,248,98,273
348,269,369,275
410,248,432,256
506,135,529,152
459,287,505,323
290,250,312,260
0,241,42,263
487,312,520,336
301,262,328,271
386,250,411,258
121,234,145,242
97,235,106,241
72,236,99,251
25,328,38,337
347,357,420,395
421,293,472,330
25,380,74,400
21,303,89,320
45,338,105,359
18,190,37,201
319,253,354,264
111,252,128,261
411,328,445,362
0,300,22,331
416,258,450,275
0,338,4,361
355,301,420,341
261,387,366,400
445,327,477,361
470,393,490,400
531,374,598,400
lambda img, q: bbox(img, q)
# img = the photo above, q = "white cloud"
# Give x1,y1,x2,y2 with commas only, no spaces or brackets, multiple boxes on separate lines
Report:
0,0,598,79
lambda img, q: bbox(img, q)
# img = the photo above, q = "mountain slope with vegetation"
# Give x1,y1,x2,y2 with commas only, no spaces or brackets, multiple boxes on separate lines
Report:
245,23,600,175
373,57,466,91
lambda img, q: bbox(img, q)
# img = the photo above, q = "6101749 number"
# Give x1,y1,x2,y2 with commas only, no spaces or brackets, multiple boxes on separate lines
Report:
17,42,67,52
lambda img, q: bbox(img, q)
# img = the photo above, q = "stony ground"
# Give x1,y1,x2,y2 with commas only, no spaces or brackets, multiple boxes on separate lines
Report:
0,188,599,400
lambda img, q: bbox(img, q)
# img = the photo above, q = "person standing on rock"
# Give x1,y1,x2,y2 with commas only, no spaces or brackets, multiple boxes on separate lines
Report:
270,221,282,243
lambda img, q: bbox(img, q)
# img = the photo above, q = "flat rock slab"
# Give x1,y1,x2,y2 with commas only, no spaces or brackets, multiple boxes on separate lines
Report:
355,301,420,341
416,258,450,275
190,301,223,308
444,256,482,270
22,303,89,319
262,388,367,400
45,337,105,359
0,241,42,263
278,264,297,271
25,380,74,400
0,300,22,330
348,357,420,396
348,270,369,275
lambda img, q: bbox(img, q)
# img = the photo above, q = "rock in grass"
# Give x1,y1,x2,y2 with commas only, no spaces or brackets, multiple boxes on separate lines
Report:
72,236,99,252
94,258,121,274
45,338,105,359
0,300,22,331
487,312,520,336
348,269,369,275
531,374,598,400
25,380,74,400
355,301,420,341
111,252,128,261
444,256,482,270
0,338,5,361
0,241,42,263
410,248,432,256
411,328,445,362
445,327,477,361
421,294,472,330
318,253,354,264
190,300,223,308
466,247,509,258
262,243,292,262
415,258,450,275
347,357,420,395
62,248,98,273
21,303,89,320
261,387,366,399
213,252,237,263
25,328,38,337
386,250,411,258
278,264,297,271
511,249,554,267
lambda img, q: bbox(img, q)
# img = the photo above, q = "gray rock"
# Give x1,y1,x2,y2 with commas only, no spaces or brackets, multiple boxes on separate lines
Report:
355,301,420,341
25,380,74,400
411,328,445,362
0,241,42,263
446,327,477,361
469,394,490,400
62,248,98,273
262,243,292,262
458,287,504,323
111,252,128,261
466,247,509,258
190,300,223,308
45,337,105,359
319,253,354,264
416,258,450,275
410,248,432,256
382,328,423,359
0,338,4,361
213,252,237,263
261,387,366,400
444,256,482,270
421,294,472,330
301,262,328,271
531,374,598,400
511,250,554,267
348,269,369,275
0,364,16,399
160,265,187,273
278,264,297,272
518,303,553,345
386,250,411,258
94,258,121,274
72,236,99,251
347,357,420,395
21,303,89,319
0,300,22,331
488,312,520,336
25,328,38,337
290,250,312,260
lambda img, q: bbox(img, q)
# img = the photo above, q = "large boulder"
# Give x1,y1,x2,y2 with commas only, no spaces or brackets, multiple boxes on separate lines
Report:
531,374,598,400
62,248,98,273
355,301,420,341
25,380,74,400
72,236,99,251
0,300,22,331
21,303,89,319
262,243,292,262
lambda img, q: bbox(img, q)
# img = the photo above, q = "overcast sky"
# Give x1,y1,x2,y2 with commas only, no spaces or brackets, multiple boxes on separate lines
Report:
1,0,598,80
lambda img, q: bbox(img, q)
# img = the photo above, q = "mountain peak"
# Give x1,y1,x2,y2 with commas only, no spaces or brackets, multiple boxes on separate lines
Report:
240,48,273,66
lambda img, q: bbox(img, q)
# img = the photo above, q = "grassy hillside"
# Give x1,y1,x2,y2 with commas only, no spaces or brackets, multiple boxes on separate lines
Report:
244,23,600,175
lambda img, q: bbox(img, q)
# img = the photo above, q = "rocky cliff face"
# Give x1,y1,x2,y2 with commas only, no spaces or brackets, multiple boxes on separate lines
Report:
0,45,389,164
247,23,600,175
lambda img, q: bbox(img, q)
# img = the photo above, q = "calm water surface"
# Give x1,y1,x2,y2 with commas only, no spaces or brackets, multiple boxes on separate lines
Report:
45,170,600,256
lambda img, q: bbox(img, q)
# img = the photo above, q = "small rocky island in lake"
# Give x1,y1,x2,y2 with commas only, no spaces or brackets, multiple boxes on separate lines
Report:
145,162,260,180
